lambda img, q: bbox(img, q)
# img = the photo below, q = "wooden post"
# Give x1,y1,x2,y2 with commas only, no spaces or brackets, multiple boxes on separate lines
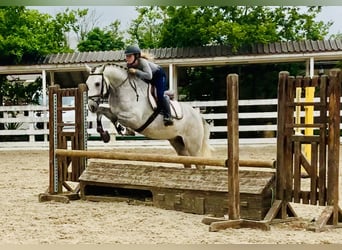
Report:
48,85,60,194
227,74,240,220
74,84,88,180
308,68,342,231
204,74,270,231
327,69,340,208
275,71,288,203
318,75,327,206
264,71,298,222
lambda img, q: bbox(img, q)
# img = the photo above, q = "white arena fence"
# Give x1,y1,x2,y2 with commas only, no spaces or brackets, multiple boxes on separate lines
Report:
0,98,341,148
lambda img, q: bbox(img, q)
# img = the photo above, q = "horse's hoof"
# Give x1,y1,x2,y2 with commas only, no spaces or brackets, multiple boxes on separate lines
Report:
101,131,110,143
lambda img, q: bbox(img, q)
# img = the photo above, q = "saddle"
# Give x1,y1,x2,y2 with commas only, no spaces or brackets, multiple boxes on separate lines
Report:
147,84,183,120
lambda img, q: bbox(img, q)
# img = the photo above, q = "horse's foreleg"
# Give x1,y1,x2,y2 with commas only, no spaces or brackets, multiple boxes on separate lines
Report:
96,112,110,143
96,108,132,136
95,107,118,143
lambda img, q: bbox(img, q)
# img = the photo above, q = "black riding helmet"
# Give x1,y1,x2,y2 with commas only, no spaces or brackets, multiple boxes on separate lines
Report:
125,45,141,66
125,45,141,56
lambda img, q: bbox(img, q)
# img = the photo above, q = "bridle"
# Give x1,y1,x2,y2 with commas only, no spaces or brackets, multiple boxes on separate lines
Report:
87,64,139,103
87,72,109,102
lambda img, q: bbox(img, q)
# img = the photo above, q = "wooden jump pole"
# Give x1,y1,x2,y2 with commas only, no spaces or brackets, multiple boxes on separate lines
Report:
55,149,275,168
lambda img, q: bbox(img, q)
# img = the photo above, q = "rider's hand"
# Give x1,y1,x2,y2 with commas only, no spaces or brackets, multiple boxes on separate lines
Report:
128,68,136,74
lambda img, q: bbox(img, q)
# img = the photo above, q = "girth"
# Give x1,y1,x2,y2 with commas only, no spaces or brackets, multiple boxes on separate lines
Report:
134,106,162,133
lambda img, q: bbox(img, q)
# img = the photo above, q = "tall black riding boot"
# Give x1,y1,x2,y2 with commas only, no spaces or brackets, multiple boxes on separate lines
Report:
160,96,173,126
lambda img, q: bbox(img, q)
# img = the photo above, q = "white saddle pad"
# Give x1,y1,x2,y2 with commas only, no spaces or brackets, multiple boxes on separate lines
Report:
147,85,183,119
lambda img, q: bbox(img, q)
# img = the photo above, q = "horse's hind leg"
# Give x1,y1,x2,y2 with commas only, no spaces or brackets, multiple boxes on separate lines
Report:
168,136,192,168
182,133,207,170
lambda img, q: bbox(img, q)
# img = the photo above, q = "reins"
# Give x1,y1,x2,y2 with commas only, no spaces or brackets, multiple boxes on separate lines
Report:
128,77,139,101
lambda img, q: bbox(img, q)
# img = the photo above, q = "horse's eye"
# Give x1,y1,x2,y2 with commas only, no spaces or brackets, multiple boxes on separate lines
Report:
95,82,100,87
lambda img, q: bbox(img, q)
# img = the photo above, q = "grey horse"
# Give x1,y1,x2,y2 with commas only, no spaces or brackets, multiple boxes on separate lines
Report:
85,63,212,169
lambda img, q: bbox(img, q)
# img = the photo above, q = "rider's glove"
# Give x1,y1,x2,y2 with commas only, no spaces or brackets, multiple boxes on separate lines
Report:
128,68,136,74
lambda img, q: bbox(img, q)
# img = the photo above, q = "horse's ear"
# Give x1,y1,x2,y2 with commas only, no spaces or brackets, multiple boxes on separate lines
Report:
99,64,106,72
85,64,92,73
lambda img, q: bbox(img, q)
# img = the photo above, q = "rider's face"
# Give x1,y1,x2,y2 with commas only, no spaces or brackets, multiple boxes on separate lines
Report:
125,54,135,64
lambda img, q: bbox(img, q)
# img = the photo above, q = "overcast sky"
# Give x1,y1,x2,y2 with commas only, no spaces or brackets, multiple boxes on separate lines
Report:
28,5,342,39
28,6,138,30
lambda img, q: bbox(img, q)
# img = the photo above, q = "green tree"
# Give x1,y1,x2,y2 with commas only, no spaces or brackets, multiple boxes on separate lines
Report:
127,6,332,101
270,6,331,41
0,6,88,114
0,6,87,65
330,33,342,40
162,6,330,48
2,77,42,105
128,6,331,49
71,8,101,43
126,6,164,49
77,21,125,52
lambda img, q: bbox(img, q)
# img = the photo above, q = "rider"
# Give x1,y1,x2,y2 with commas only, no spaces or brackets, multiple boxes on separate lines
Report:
124,45,173,126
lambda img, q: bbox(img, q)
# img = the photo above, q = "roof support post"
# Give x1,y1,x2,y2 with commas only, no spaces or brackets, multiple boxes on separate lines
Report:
50,71,55,86
306,57,314,77
42,69,49,142
42,70,47,106
168,64,178,100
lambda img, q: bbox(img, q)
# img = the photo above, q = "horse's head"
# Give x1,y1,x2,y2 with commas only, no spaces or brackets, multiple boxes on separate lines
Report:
85,64,108,113
85,64,129,113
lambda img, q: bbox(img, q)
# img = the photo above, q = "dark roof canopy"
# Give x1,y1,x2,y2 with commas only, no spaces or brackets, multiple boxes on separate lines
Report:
40,39,342,66
1,39,342,88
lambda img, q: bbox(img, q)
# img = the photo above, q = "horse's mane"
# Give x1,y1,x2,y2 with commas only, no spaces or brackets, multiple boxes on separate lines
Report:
91,63,128,74
94,63,148,95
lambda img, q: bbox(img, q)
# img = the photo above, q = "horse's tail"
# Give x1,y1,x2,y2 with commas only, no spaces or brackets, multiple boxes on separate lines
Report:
200,117,214,158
